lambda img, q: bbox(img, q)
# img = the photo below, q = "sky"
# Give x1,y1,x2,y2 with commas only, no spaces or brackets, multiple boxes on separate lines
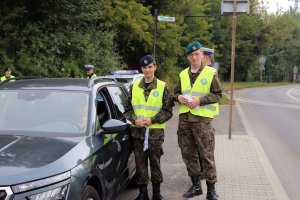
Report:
263,0,294,14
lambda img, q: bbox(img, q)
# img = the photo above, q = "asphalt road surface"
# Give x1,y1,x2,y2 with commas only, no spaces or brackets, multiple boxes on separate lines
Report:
235,85,300,200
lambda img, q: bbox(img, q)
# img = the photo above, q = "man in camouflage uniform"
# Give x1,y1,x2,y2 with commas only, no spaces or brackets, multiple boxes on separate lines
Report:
124,55,174,200
174,41,222,200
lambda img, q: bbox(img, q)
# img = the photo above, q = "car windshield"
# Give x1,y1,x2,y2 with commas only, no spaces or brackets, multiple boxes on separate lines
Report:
0,90,89,135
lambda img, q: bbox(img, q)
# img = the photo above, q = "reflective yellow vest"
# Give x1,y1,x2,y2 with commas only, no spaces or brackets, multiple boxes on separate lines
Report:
0,75,15,82
131,79,166,129
179,66,219,118
87,74,97,79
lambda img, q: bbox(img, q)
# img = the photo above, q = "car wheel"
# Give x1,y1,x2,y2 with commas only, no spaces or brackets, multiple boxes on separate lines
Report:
81,185,101,200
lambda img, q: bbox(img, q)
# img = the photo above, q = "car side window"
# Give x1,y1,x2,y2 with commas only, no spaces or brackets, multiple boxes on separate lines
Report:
107,86,127,120
96,89,112,129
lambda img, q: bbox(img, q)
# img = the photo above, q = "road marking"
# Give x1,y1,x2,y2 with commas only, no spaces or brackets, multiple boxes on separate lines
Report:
236,102,290,200
287,88,300,102
236,97,300,110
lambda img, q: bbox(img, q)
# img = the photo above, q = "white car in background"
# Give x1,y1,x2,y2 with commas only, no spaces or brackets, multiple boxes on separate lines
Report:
108,70,144,90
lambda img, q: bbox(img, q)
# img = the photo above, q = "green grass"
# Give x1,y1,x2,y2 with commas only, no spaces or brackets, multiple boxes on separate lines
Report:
221,81,298,92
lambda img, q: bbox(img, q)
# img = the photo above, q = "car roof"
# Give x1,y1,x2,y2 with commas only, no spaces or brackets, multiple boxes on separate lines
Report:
0,77,118,91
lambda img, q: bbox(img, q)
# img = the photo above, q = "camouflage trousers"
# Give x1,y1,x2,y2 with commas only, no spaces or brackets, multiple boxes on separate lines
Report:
132,137,164,184
177,119,217,183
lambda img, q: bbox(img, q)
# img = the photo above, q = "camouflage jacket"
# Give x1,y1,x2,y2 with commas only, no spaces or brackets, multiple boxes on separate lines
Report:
124,77,174,139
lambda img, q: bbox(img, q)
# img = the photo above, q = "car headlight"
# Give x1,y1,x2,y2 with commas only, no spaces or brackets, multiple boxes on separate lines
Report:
27,184,68,200
11,171,70,193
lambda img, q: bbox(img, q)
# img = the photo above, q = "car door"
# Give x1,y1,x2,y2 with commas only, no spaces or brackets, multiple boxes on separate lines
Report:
106,86,133,187
95,87,124,199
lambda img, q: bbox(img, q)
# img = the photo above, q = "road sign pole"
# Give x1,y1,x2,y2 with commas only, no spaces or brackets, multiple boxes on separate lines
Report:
228,0,237,140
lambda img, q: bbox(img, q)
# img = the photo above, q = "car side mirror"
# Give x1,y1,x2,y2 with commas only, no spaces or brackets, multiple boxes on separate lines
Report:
98,119,128,135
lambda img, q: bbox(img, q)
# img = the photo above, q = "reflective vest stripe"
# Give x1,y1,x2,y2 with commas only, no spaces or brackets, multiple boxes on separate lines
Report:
131,79,166,129
132,105,162,112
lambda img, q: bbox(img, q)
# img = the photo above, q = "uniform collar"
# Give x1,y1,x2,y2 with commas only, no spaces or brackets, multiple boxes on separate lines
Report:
138,77,158,90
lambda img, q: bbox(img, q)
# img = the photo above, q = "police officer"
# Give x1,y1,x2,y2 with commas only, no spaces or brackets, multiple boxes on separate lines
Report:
202,47,214,67
84,64,97,79
174,41,222,200
1,67,15,82
124,55,174,200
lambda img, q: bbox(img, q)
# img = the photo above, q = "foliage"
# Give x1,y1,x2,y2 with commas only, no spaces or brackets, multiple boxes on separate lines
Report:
1,0,300,83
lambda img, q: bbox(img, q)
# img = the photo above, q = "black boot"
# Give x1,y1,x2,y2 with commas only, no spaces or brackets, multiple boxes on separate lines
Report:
182,176,203,198
135,184,149,200
206,182,220,200
152,183,163,200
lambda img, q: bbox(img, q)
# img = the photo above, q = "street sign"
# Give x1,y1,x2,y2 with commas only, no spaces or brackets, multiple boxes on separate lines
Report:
221,0,250,15
157,16,175,22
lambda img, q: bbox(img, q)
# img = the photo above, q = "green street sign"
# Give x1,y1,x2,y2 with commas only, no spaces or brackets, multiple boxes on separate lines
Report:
157,16,175,22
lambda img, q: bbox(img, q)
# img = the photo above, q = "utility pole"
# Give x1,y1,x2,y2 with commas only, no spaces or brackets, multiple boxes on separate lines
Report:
228,0,237,140
221,0,250,139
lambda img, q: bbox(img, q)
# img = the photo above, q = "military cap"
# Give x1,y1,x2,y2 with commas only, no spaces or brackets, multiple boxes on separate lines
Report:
4,67,11,72
186,41,202,55
84,65,94,70
139,55,155,67
202,47,214,55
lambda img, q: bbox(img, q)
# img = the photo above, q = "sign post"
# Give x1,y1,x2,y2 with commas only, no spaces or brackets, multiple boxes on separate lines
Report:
153,11,175,60
259,56,266,83
221,0,250,139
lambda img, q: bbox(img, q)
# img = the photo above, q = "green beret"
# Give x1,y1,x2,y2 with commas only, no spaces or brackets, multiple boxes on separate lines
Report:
186,41,202,55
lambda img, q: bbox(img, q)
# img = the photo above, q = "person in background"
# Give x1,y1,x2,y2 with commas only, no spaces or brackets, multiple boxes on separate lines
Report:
174,41,222,200
202,47,214,67
1,67,15,82
85,64,97,79
124,55,174,200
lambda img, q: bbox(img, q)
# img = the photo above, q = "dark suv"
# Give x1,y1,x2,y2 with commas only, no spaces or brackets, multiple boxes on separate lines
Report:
0,77,135,200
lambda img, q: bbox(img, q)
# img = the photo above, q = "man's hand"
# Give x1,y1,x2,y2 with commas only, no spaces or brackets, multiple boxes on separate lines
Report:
187,97,201,109
178,95,189,105
134,119,144,128
142,118,152,126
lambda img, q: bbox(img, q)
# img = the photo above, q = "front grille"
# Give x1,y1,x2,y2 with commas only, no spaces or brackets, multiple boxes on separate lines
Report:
0,187,12,200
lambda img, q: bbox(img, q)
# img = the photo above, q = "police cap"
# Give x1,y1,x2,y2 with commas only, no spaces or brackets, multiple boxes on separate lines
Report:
202,47,214,55
139,55,155,67
4,67,11,72
85,65,94,70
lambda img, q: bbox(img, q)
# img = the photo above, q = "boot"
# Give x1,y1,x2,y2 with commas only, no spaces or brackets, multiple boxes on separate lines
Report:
182,176,203,198
152,183,163,200
135,184,149,200
206,182,220,200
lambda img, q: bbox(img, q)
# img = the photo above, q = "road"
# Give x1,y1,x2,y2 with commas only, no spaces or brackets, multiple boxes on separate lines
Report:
235,85,300,200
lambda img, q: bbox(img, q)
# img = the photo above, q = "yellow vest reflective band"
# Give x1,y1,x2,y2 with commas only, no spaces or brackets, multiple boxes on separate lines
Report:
131,79,166,129
179,66,219,118
0,75,15,82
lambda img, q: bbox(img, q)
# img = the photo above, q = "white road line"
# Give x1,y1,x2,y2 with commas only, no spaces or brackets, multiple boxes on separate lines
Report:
287,88,300,102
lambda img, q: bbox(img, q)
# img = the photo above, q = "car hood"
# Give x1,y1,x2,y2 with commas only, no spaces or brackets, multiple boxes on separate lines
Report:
0,134,94,185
